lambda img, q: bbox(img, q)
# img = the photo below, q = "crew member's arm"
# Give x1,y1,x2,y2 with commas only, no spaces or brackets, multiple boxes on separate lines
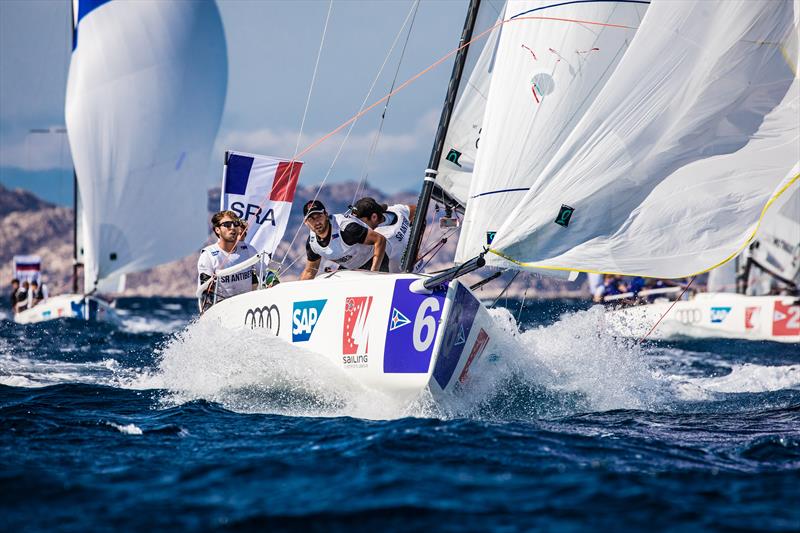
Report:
300,237,322,280
363,230,387,272
408,204,417,223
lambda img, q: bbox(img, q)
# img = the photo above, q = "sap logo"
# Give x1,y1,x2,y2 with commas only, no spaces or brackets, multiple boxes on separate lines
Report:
710,306,731,323
230,202,276,226
292,299,327,342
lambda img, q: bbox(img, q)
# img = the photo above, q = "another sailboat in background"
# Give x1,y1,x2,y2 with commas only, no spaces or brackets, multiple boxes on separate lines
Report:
15,0,227,324
200,0,799,403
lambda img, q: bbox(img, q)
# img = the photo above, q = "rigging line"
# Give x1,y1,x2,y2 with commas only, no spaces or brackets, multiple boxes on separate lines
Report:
217,13,639,281
490,271,520,308
278,1,421,270
354,0,421,203
516,275,530,323
636,276,695,344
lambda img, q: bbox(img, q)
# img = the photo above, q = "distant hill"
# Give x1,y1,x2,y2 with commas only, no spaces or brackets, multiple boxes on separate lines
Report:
0,182,588,299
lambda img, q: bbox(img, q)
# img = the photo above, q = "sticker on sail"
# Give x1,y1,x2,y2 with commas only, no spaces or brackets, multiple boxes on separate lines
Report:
342,296,372,367
710,306,731,324
445,148,462,167
772,301,800,336
384,279,446,373
554,205,574,227
433,283,480,389
486,231,496,245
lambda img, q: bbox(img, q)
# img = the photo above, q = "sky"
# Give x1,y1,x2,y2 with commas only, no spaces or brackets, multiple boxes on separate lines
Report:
0,0,504,206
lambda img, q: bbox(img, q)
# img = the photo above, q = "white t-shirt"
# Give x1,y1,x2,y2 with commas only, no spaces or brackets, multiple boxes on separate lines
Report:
197,242,258,301
375,204,412,273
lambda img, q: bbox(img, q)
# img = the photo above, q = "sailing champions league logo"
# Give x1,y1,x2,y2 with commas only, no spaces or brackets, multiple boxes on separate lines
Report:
292,299,326,342
342,296,373,367
445,148,462,167
554,204,574,227
244,305,280,335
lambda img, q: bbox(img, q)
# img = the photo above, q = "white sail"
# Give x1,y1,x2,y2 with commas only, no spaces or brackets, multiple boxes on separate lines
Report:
435,4,506,207
749,178,800,286
489,0,799,279
455,0,648,264
65,0,227,291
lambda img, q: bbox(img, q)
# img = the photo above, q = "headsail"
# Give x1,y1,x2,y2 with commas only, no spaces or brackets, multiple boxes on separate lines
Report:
65,0,228,291
455,0,649,264
748,178,800,287
489,0,799,279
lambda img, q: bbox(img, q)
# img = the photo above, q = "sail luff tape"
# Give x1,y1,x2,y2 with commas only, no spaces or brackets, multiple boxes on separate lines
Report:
424,169,438,182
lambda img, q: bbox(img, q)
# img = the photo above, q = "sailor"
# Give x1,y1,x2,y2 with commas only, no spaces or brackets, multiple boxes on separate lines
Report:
9,279,19,314
300,200,387,280
29,280,48,307
15,281,29,313
197,210,258,312
351,197,416,273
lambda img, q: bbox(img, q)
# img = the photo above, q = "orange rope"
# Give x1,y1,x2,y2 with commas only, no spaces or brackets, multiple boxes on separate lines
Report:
208,14,640,282
637,277,696,344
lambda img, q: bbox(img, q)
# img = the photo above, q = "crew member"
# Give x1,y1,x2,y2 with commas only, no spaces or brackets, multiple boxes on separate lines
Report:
29,280,48,307
352,197,416,273
300,200,387,280
197,210,258,312
15,281,29,313
9,279,19,314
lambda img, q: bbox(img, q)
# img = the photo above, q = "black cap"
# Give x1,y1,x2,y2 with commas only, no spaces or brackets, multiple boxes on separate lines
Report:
352,197,387,218
303,199,326,217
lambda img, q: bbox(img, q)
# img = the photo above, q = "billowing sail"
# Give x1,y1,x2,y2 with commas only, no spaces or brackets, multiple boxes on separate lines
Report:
749,178,800,286
489,0,799,279
65,0,228,291
455,0,648,264
435,4,505,208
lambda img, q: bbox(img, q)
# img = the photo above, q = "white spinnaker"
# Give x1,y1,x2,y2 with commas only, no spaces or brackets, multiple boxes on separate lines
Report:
436,4,506,207
490,0,799,279
749,179,800,285
455,0,648,264
65,0,227,291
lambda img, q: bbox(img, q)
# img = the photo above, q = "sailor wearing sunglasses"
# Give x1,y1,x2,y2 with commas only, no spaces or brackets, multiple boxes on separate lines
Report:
197,210,258,311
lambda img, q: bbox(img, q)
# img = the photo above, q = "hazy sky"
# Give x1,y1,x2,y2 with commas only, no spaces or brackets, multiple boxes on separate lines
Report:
0,0,504,205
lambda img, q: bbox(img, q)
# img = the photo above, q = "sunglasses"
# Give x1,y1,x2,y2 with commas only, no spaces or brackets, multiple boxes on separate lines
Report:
217,220,243,229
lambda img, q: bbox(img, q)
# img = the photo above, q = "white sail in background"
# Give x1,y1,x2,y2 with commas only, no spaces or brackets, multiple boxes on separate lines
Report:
455,0,648,264
435,4,506,207
489,0,799,279
749,179,800,286
65,0,227,291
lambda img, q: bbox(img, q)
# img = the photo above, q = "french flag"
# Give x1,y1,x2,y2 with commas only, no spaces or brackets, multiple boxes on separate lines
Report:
221,151,303,256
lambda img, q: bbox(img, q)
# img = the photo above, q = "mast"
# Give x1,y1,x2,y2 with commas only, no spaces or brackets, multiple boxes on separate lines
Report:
69,1,81,294
401,0,482,272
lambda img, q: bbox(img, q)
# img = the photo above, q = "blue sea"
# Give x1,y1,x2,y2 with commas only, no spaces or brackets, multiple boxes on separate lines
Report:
1,298,798,531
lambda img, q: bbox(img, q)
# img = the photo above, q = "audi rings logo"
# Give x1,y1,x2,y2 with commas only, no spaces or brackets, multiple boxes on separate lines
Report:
675,308,701,325
244,305,281,335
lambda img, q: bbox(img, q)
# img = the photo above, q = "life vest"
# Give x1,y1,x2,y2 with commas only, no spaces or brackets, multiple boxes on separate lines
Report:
308,214,374,270
375,204,411,273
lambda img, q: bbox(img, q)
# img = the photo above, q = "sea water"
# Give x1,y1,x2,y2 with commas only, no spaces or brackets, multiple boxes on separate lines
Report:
1,298,798,531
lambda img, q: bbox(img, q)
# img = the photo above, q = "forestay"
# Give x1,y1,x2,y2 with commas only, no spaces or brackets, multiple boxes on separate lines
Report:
65,0,227,291
489,0,799,279
455,0,648,264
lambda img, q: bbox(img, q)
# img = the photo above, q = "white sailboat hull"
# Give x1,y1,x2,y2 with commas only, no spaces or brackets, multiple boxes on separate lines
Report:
13,294,120,325
200,271,514,403
606,293,800,343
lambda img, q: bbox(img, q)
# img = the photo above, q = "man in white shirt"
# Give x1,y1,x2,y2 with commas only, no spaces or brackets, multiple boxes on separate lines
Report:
197,210,258,312
352,197,416,273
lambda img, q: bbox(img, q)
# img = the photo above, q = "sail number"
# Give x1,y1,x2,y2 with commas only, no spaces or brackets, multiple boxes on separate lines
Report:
413,297,441,352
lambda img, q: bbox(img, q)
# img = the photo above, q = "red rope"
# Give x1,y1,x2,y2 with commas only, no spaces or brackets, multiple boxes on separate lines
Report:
637,277,696,344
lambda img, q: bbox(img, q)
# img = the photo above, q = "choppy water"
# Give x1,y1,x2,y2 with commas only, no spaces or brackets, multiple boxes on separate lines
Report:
1,298,798,531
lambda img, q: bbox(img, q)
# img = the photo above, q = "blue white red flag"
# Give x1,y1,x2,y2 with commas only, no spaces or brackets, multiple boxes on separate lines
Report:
221,151,303,256
13,255,42,284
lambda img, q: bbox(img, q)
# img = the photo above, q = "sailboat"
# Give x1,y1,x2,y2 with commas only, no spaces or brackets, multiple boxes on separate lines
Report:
200,0,799,402
606,180,800,343
15,0,227,324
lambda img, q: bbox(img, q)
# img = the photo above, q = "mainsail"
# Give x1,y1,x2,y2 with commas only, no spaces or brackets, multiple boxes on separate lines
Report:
65,0,228,292
455,0,649,264
487,0,799,279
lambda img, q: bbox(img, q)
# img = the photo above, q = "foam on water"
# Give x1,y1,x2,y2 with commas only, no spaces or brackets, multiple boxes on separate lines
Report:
688,363,800,394
0,353,137,388
137,305,674,421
